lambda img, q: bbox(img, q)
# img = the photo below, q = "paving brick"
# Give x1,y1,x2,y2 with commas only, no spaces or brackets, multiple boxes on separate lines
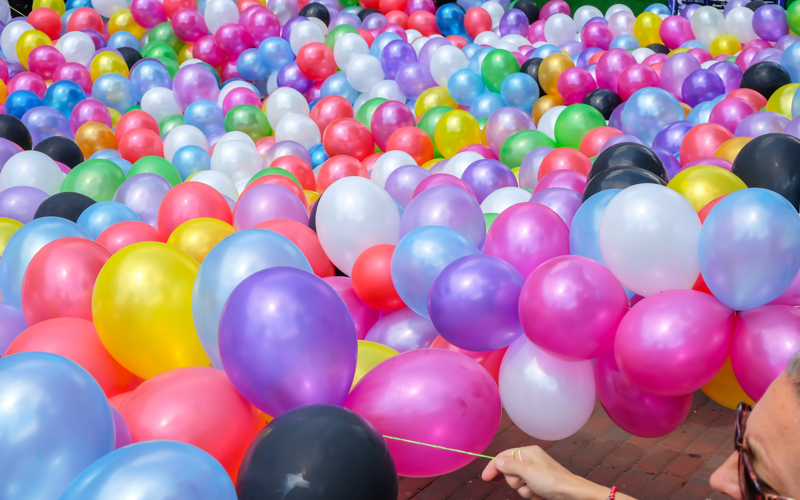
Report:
635,446,680,474
627,435,665,448
584,465,624,487
685,406,725,429
671,476,717,500
658,425,705,452
663,452,707,479
447,480,497,500
603,442,647,471
638,473,685,500
597,424,633,445
483,487,525,500
564,460,593,477
398,477,435,499
572,439,620,468
575,415,615,440
547,435,591,463
413,476,463,500
616,469,655,495
690,392,711,411
685,428,730,457
694,453,729,481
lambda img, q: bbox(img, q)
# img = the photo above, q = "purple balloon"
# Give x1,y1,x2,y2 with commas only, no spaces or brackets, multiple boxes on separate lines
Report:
406,0,435,14
263,140,311,167
395,62,436,99
499,8,529,37
21,106,73,146
461,159,518,203
380,40,418,80
709,61,743,94
233,184,309,230
364,307,438,352
652,148,681,181
723,0,749,15
0,186,48,223
682,156,732,171
660,53,701,100
608,101,625,130
653,120,695,156
417,37,451,67
385,164,430,207
113,173,172,228
218,266,357,416
331,12,361,28
427,159,448,174
533,169,586,194
82,29,107,50
681,69,725,108
776,34,800,51
751,47,783,65
785,115,800,139
280,15,307,41
277,60,313,93
559,40,584,57
530,187,582,227
0,138,20,170
110,405,132,449
400,185,485,246
518,146,554,189
735,111,790,138
680,3,700,20
172,65,220,110
598,134,643,155
752,5,789,42
428,254,524,351
576,47,602,68
0,301,27,355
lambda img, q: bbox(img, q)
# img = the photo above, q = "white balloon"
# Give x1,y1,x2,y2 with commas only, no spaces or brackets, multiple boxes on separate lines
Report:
500,336,596,440
537,105,566,141
217,81,256,107
369,80,407,102
691,6,726,48
494,40,518,53
443,151,483,178
307,17,329,36
274,114,321,149
204,0,240,34
725,7,758,44
608,11,636,37
215,131,257,151
189,170,240,200
234,177,251,195
700,60,717,69
573,5,603,32
371,151,417,188
474,31,500,46
500,34,529,49
481,0,504,28
163,125,209,162
411,36,429,55
317,176,400,275
0,151,63,195
480,187,531,214
605,4,633,20
0,21,32,63
631,47,655,63
599,184,701,297
430,45,468,87
289,20,325,54
267,71,279,95
141,87,182,124
265,87,310,129
346,54,384,92
405,29,423,44
352,92,371,115
179,58,205,68
91,0,129,18
55,31,95,66
210,140,263,184
544,14,577,46
334,33,370,70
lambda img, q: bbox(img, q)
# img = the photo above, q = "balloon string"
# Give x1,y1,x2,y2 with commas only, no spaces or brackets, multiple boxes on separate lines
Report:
382,436,495,460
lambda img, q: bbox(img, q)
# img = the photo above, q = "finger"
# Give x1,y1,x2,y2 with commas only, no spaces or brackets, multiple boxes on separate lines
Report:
505,475,525,490
495,457,531,478
518,486,535,499
481,461,499,482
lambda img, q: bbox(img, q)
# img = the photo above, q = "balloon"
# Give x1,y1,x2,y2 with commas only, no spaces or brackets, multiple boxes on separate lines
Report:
731,133,800,210
166,218,233,263
351,244,405,310
34,192,96,222
234,184,308,230
702,356,756,410
434,109,481,158
113,173,172,228
621,87,684,146
322,118,375,161
400,185,485,246
35,136,83,168
75,202,139,244
740,61,791,100
255,219,334,277
589,141,667,182
0,150,62,195
583,166,666,201
96,221,162,253
353,340,397,387
156,182,232,240
481,48,521,93
345,349,500,477
553,103,606,150
667,165,747,211
364,306,438,352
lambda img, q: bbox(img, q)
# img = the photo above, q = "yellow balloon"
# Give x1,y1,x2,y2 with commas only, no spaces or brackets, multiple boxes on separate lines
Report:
304,190,320,205
532,94,563,125
511,167,520,181
668,47,690,56
167,218,233,264
92,242,210,379
178,43,194,64
766,83,799,119
16,30,52,69
351,340,397,389
32,0,65,15
680,102,692,118
0,218,23,258
633,12,663,46
90,52,130,81
434,109,481,158
715,136,752,163
667,164,747,211
108,9,146,39
702,357,755,410
537,53,573,98
108,108,122,128
75,122,118,159
415,87,457,116
709,35,742,57
422,158,442,169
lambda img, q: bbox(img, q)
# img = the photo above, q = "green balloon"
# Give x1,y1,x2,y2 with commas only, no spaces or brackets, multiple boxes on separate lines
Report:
789,0,800,33
125,105,142,113
247,167,301,188
418,106,452,158
553,103,606,150
499,130,556,169
149,22,183,52
224,104,272,141
128,156,182,187
159,114,185,136
61,159,126,202
142,41,178,63
484,213,498,234
481,49,520,93
326,24,359,50
355,97,387,130
154,56,179,79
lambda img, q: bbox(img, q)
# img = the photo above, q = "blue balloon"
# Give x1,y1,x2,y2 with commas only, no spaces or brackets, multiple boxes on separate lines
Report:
321,72,359,104
90,149,121,160
699,188,800,311
237,48,269,81
448,68,485,106
468,46,493,74
76,201,141,240
172,145,211,180
391,225,480,319
469,91,505,119
369,32,402,60
108,31,140,50
0,302,26,354
129,59,172,101
500,73,539,113
680,40,708,50
5,90,43,119
531,44,561,59
184,100,225,136
686,93,725,125
621,87,685,146
645,3,670,15
609,34,640,50
65,0,92,8
108,157,132,174
92,74,137,113
0,217,90,306
21,106,73,146
43,80,86,117
192,229,312,368
258,37,295,72
461,43,482,61
60,9,75,36
0,352,114,500
60,441,236,500
436,3,466,36
308,142,329,168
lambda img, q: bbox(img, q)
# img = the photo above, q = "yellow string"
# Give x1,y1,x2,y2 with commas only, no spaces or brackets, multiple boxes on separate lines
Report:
382,436,495,460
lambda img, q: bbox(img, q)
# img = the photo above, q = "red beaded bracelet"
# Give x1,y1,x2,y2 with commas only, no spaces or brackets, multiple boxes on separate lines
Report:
608,486,618,500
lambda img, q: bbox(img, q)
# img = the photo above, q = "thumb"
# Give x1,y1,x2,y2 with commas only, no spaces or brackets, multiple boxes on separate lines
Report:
494,457,528,477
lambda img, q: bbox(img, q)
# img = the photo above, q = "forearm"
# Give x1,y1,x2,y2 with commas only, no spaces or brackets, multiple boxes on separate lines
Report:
562,477,637,500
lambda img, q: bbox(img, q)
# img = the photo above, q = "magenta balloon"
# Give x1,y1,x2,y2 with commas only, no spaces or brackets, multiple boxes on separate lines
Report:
27,46,64,80
527,19,546,43
708,97,757,134
344,349,501,477
594,347,693,438
687,48,712,65
642,53,668,66
659,52,701,100
615,289,734,397
400,185,485,245
460,143,497,160
130,0,167,28
540,0,569,20
595,49,636,94
215,23,252,58
69,98,112,134
172,64,221,110
557,67,597,105
172,8,209,43
520,255,628,360
323,276,380,340
370,101,415,152
659,15,694,50
529,187,581,227
385,164,430,207
735,47,759,71
734,111,790,138
581,22,612,50
483,202,570,278
532,169,586,194
411,173,477,200
485,107,535,156
221,87,260,114
248,8,281,45
233,183,309,230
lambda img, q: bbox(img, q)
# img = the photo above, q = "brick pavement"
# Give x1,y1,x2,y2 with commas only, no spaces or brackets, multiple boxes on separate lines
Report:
398,391,736,500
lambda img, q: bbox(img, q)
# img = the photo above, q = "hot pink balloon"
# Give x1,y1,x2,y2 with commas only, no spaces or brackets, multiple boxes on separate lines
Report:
323,276,380,340
344,349,501,477
460,143,497,160
370,101,416,152
8,72,47,98
27,46,65,80
247,8,281,45
557,67,597,105
595,48,636,94
615,289,734,397
53,63,92,94
527,20,546,43
215,23,252,58
222,87,261,114
617,64,660,101
581,22,612,50
69,99,112,134
659,15,695,50
708,97,758,134
770,267,800,306
172,8,209,43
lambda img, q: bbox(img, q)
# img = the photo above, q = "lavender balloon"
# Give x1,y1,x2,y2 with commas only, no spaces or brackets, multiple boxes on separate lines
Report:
681,69,725,107
709,61,743,94
380,40,417,80
734,111,789,138
263,140,311,167
21,106,73,146
112,173,172,228
518,147,554,189
400,185,485,246
660,52,701,100
576,47,602,68
0,186,48,223
653,120,695,156
499,8,529,36
608,101,625,130
461,159,518,203
218,267,357,416
417,37,451,67
0,138,19,170
597,134,643,155
277,61,313,93
331,12,361,28
395,62,436,100
530,187,582,227
680,3,700,20
233,184,309,230
172,65,221,110
752,5,788,42
0,302,26,354
385,165,430,207
364,307,438,352
652,148,681,180
784,115,800,139
533,169,587,194
776,34,800,51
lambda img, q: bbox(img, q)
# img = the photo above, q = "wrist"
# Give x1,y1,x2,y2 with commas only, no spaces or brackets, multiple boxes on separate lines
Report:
560,477,614,500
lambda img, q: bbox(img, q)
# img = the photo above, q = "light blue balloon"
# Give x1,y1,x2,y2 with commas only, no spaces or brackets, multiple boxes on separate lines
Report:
60,441,237,500
686,93,725,124
461,43,482,61
531,44,561,59
0,352,114,500
309,142,329,168
60,9,75,36
609,34,640,50
699,188,800,311
321,72,359,104
184,100,225,137
500,72,539,113
468,46,493,74
77,201,141,240
621,87,685,146
90,149,121,160
237,48,270,81
458,0,483,11
645,3,670,15
108,157,133,174
108,31,141,50
129,59,172,101
470,91,505,119
172,145,211,180
192,229,313,368
680,40,708,50
92,74,137,113
448,68,485,106
0,302,26,355
783,41,800,84
370,32,402,59
258,37,295,72
0,217,90,306
391,225,480,319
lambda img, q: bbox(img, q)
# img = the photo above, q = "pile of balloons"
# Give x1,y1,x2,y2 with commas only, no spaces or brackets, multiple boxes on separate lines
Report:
5,0,800,496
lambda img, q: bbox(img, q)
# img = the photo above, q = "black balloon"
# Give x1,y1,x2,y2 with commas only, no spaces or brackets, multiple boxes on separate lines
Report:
740,61,791,100
589,142,668,182
582,88,623,120
513,0,540,23
357,7,380,21
520,57,542,87
308,196,320,232
745,0,765,11
0,114,32,150
731,133,800,210
34,136,84,168
646,43,670,54
582,167,666,203
433,0,458,8
237,405,398,500
299,2,330,25
117,47,143,70
33,192,96,222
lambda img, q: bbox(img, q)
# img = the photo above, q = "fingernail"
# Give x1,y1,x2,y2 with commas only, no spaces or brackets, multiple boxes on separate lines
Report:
495,459,505,467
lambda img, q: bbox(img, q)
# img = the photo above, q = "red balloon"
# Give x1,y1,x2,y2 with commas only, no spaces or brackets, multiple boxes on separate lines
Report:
408,11,440,36
309,95,354,136
358,29,375,47
385,10,408,29
115,110,160,143
157,182,233,240
270,155,316,191
67,7,104,32
20,237,110,325
386,126,434,165
465,7,492,38
6,318,142,397
362,152,382,172
727,88,768,111
698,195,726,223
617,64,661,101
379,0,406,13
27,7,62,39
316,155,370,193
97,221,164,253
361,0,379,10
579,126,622,158
445,34,468,48
120,366,265,479
118,128,164,163
296,42,337,82
538,147,592,180
431,336,507,385
679,123,733,166
255,219,334,277
109,391,131,409
411,173,477,200
164,0,196,17
351,244,405,311
322,118,375,161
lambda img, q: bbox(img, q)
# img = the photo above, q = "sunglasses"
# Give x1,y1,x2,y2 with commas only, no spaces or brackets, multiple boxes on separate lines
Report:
735,402,794,500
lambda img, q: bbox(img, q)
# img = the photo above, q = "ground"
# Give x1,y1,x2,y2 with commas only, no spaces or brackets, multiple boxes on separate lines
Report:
399,391,736,500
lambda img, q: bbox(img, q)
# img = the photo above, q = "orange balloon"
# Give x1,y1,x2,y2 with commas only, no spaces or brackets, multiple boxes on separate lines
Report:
309,95,354,135
270,155,316,191
118,127,164,163
255,219,334,277
75,122,117,159
316,155,370,193
532,94,563,125
6,318,142,397
538,147,592,180
431,336,507,385
679,123,733,166
119,366,265,479
579,126,623,158
386,126,434,165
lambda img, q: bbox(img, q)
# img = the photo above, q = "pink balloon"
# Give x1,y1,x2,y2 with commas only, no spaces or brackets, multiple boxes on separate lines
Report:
410,173,477,200
532,169,586,194
557,67,597,105
222,87,261,114
708,97,758,134
27,46,65,80
194,35,226,67
172,8,209,43
659,15,695,50
7,72,47,98
680,156,733,171
615,289,734,397
53,63,92,95
594,347,693,438
735,47,759,71
642,53,668,66
484,202,570,279
69,99,112,134
344,349,501,477
520,255,628,361
595,48,636,94
581,22,612,50
215,23,252,58
370,101,416,152
687,48,712,64
617,64,660,102
731,305,800,401
459,143,497,160
769,267,800,306
323,276,380,340
232,184,309,230
247,9,281,44
527,20,546,43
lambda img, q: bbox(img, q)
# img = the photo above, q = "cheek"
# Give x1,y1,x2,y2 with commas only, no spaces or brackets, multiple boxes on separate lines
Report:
709,452,742,500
